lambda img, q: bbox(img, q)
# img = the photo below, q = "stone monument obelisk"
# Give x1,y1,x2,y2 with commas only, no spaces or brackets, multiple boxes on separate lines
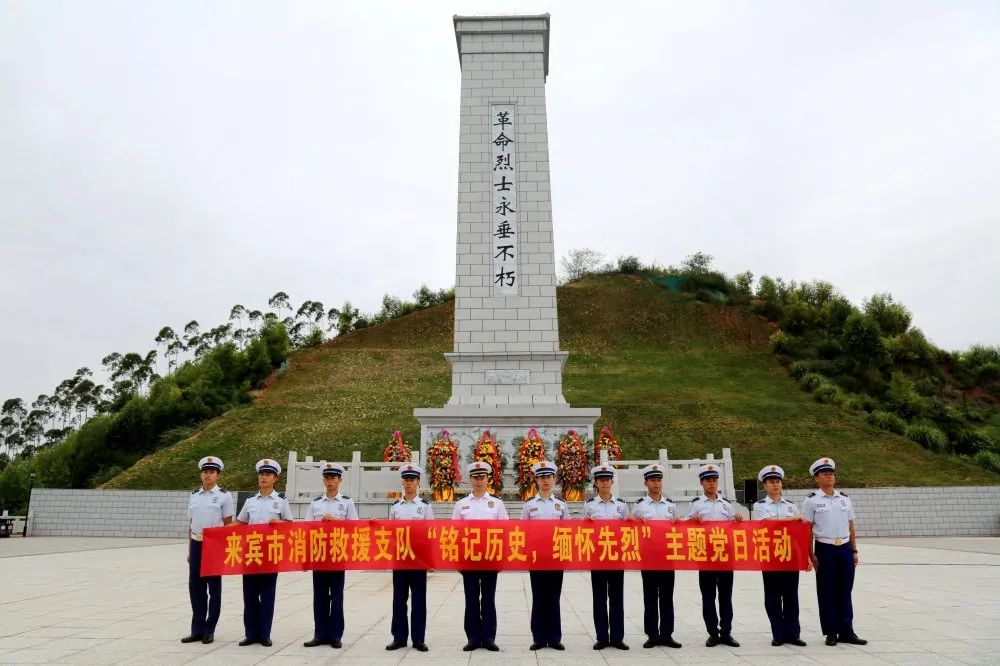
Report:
414,14,600,476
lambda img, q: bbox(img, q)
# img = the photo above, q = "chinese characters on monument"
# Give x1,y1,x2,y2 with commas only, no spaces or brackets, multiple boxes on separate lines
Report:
491,104,518,295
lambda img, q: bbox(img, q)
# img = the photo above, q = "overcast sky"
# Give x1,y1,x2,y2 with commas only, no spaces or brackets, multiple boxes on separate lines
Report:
1,0,998,404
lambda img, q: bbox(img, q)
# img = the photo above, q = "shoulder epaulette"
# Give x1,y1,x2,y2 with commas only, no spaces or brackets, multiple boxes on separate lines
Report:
191,487,199,494
808,491,818,498
616,498,627,504
781,498,793,504
690,496,702,503
635,497,645,504
218,486,227,493
314,495,324,501
278,491,286,499
341,495,351,500
665,496,674,503
720,497,731,503
754,499,765,504
391,499,401,506
839,492,848,497
586,497,597,503
553,496,563,502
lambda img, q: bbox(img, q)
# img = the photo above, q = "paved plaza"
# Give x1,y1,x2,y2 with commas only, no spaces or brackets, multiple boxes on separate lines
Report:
1,536,998,665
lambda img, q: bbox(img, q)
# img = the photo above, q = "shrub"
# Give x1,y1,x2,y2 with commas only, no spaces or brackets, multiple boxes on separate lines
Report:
560,248,605,282
733,271,754,298
973,450,1000,474
771,331,793,355
866,410,907,434
886,373,928,420
905,423,949,452
842,394,875,412
841,312,887,370
813,382,843,404
781,301,815,335
799,372,827,392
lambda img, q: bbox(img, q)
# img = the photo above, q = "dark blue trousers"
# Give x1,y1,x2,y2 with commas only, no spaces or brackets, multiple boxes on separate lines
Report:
762,571,800,641
591,570,625,643
188,539,222,637
698,571,734,637
242,572,278,641
461,571,498,645
529,571,563,645
391,570,427,644
815,542,855,636
640,570,675,640
312,571,346,642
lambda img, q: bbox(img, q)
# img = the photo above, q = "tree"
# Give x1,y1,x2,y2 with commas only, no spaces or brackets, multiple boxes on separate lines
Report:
682,251,714,273
248,309,263,331
328,301,359,335
841,312,887,371
863,293,912,336
154,327,177,371
229,304,247,334
559,248,605,282
268,292,292,319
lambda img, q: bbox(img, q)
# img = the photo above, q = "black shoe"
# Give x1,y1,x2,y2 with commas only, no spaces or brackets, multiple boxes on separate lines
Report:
304,637,326,647
201,635,214,645
788,638,807,646
330,639,342,649
772,639,784,646
643,638,657,649
826,635,838,646
593,640,609,650
483,642,500,652
261,639,273,647
550,643,565,650
386,640,406,650
463,643,478,651
720,635,740,648
839,633,868,645
180,635,202,644
611,641,629,650
659,636,682,648
413,642,428,652
530,643,545,651
706,635,721,647
238,638,255,646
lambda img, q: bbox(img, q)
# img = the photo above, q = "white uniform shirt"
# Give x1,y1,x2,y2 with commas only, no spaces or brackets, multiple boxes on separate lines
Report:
632,495,677,521
305,492,359,521
451,493,509,520
801,490,854,542
237,491,293,525
752,496,800,520
584,495,629,519
686,494,735,521
188,485,235,537
389,496,435,520
520,494,571,520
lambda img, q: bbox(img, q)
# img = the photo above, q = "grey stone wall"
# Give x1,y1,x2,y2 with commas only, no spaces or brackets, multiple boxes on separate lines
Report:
26,486,1000,537
782,486,1000,537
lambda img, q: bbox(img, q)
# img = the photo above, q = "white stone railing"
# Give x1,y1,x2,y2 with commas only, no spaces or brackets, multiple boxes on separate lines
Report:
286,450,420,503
601,447,736,503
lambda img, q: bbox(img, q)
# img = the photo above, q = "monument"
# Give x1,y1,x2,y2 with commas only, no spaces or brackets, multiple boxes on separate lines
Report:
414,15,600,477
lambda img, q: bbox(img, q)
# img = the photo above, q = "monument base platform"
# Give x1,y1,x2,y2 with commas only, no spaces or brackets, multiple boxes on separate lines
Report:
413,404,601,474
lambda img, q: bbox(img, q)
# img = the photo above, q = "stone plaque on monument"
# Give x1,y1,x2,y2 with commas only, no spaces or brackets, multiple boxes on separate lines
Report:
414,14,600,480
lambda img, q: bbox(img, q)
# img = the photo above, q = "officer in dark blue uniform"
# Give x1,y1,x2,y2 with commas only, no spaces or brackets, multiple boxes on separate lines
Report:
385,464,434,652
686,463,743,648
584,464,630,651
752,464,807,647
520,460,571,651
303,462,358,649
236,458,293,647
801,457,867,647
181,456,234,645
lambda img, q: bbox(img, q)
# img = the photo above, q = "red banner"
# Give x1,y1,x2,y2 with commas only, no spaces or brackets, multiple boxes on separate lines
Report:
201,520,809,576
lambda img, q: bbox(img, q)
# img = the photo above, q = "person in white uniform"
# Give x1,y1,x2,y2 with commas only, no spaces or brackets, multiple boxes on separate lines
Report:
520,460,571,651
451,461,508,652
181,456,234,645
632,463,681,649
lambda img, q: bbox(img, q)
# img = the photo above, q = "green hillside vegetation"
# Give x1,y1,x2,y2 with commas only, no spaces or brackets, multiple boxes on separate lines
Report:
104,272,999,491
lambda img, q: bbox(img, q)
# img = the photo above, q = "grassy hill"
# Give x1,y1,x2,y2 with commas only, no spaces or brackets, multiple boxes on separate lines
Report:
105,275,999,491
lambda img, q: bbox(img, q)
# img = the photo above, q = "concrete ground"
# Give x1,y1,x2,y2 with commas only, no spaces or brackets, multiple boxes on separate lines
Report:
0,536,998,665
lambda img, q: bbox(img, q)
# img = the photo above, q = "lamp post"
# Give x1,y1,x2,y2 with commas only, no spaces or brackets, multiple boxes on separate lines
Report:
23,473,35,537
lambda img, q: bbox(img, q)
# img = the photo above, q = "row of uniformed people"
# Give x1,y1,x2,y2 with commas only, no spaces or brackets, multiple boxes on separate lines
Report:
182,455,866,650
